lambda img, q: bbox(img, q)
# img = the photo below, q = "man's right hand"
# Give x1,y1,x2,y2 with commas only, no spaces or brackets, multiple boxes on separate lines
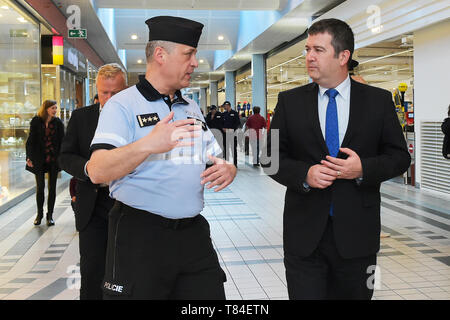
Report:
305,164,337,189
146,111,201,154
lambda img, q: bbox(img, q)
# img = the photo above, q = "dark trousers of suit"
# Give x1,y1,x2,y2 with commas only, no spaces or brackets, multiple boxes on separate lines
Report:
78,187,112,300
285,216,377,300
35,164,58,215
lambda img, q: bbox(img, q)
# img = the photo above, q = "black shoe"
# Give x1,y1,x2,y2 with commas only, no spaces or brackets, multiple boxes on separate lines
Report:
46,213,55,226
34,213,43,226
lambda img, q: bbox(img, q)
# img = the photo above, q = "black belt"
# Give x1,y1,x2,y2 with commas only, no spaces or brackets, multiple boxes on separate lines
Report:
115,201,201,230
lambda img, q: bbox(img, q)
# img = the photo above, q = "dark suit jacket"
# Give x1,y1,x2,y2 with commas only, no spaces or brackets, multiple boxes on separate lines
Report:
262,79,411,259
26,116,64,174
58,104,112,231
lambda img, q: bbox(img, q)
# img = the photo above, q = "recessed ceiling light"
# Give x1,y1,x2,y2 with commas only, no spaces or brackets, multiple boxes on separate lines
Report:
17,17,27,23
217,35,224,41
131,34,138,40
1,6,9,9
199,59,204,63
137,59,142,64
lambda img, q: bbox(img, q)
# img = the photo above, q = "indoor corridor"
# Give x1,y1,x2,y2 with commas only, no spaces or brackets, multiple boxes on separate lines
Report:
0,152,449,300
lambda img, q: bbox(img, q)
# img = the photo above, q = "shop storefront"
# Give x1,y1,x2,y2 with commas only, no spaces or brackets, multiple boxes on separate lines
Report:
235,68,252,116
41,34,90,125
0,0,40,206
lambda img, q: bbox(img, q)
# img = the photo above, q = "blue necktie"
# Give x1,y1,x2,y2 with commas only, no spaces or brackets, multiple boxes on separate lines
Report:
325,88,339,216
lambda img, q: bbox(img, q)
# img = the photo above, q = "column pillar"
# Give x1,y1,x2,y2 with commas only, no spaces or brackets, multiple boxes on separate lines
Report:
209,81,218,107
225,71,236,109
251,54,267,118
199,87,207,115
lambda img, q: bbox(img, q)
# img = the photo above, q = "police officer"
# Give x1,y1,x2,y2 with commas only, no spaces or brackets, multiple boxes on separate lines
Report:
86,16,237,300
205,105,223,148
222,101,240,167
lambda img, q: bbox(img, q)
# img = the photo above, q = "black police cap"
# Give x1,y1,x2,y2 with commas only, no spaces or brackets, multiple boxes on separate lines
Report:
145,16,204,48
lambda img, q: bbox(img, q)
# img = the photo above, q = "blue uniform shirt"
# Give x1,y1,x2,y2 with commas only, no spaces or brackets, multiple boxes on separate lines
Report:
91,76,222,219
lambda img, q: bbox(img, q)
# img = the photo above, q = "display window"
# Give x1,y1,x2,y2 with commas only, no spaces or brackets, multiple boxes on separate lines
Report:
235,69,252,116
352,35,414,129
0,0,40,204
266,39,308,113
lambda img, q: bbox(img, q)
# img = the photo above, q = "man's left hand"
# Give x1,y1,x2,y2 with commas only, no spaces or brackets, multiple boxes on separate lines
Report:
320,147,363,180
200,156,237,192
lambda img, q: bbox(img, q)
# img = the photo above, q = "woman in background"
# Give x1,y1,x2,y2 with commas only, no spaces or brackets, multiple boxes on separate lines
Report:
442,105,450,159
26,100,64,226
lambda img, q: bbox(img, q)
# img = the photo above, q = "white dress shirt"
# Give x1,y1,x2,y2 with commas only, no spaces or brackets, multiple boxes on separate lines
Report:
317,75,351,146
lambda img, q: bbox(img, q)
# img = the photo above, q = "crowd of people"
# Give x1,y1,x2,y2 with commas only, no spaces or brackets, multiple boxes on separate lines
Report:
205,102,267,166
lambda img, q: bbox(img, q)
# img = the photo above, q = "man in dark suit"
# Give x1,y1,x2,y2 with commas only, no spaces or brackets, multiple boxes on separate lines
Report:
58,63,127,299
262,19,410,300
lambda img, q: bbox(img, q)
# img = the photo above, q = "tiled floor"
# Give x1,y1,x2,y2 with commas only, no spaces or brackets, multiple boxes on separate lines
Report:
0,154,449,300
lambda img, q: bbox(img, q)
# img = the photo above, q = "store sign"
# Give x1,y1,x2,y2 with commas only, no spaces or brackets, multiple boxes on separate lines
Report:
52,36,64,65
68,29,87,39
9,29,28,37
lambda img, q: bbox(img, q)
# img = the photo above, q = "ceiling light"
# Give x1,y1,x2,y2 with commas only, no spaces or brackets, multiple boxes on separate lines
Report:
1,6,9,9
137,59,142,64
17,17,27,23
131,34,138,40
217,35,224,41
199,59,204,63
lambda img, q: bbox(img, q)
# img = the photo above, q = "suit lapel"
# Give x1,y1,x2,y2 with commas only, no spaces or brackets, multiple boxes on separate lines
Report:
88,104,100,140
341,79,364,148
306,83,329,155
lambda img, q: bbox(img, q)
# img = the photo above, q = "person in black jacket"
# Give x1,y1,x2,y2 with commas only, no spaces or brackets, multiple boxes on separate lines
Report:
222,101,241,166
205,105,223,148
58,63,127,300
26,100,65,226
442,105,450,159
262,18,410,300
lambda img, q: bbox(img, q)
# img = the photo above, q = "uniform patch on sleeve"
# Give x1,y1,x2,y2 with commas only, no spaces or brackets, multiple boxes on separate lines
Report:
136,113,160,127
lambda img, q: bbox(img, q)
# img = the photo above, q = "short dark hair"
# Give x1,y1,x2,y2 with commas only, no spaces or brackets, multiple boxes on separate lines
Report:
253,106,261,114
308,18,354,69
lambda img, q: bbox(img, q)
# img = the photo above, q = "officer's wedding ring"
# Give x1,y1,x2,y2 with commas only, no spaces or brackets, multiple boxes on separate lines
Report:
337,171,341,177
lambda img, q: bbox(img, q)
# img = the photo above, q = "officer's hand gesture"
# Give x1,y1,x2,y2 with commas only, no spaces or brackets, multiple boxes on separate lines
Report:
147,112,201,154
200,155,237,192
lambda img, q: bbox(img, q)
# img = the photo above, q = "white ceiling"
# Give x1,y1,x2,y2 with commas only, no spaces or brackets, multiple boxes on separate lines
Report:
94,0,289,11
50,0,346,88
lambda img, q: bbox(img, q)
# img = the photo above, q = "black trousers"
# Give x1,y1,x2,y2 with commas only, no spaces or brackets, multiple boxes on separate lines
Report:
285,217,377,300
223,132,238,166
78,188,113,300
34,164,58,215
102,201,226,300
